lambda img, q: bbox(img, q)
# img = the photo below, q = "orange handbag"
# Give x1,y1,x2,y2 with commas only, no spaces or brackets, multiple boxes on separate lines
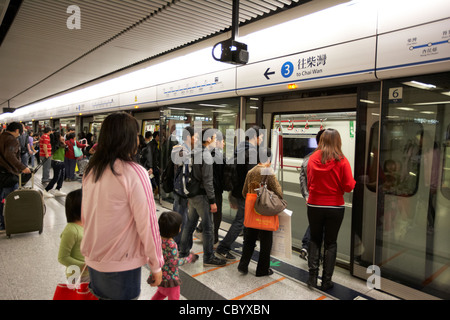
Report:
244,193,279,232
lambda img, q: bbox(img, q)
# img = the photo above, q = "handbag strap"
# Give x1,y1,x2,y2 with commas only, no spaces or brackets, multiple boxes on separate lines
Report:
260,172,269,187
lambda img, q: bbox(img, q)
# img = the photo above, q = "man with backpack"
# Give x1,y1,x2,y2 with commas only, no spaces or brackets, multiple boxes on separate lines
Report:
178,127,226,267
171,126,195,245
215,126,264,261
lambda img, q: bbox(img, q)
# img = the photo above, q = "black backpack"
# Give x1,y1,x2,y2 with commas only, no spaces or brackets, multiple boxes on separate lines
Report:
223,155,238,192
173,154,201,198
161,156,174,193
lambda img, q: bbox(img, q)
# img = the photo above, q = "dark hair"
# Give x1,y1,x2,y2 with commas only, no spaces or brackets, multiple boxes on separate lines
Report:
246,125,262,140
145,131,153,139
316,129,325,144
6,122,23,134
153,131,159,139
66,132,75,140
258,147,272,164
182,126,195,142
43,126,52,134
84,112,139,182
201,128,216,144
158,211,182,238
65,189,82,223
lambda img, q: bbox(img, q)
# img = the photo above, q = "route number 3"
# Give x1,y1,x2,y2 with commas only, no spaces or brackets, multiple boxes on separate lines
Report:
281,62,294,78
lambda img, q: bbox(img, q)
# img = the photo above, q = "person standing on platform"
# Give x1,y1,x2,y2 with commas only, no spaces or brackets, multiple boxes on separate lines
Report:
298,129,325,260
238,147,282,277
172,126,196,246
0,122,31,231
81,112,164,300
306,128,356,291
149,211,198,300
215,126,264,261
179,128,225,267
40,126,53,184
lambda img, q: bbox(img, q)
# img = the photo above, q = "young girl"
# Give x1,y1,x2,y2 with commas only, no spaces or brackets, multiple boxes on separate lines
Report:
57,189,89,283
149,211,198,300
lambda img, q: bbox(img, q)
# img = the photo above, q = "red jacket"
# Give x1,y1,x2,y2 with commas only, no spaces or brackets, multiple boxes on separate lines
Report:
307,150,356,206
65,139,87,159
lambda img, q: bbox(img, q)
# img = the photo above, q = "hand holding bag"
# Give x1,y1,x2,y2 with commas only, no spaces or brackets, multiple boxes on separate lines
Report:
254,175,287,216
244,193,279,231
73,141,83,158
53,266,97,300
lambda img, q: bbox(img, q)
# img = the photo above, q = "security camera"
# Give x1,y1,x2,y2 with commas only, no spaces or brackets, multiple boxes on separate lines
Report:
212,38,249,65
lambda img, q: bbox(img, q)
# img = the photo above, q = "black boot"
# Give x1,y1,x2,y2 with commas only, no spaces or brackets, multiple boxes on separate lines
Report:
321,243,337,291
307,241,320,288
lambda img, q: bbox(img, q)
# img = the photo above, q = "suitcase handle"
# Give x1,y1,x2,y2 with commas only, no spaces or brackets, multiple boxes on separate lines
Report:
18,157,50,189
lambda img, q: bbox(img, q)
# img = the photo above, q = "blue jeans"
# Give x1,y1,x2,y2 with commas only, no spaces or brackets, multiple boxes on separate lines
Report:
88,267,141,300
179,195,214,262
173,193,188,246
216,197,245,255
41,156,52,182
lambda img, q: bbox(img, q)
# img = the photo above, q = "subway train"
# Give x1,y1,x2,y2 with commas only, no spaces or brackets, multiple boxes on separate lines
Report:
1,0,449,300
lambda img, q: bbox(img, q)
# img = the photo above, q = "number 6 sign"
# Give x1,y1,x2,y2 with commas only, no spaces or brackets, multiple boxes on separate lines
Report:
389,87,403,103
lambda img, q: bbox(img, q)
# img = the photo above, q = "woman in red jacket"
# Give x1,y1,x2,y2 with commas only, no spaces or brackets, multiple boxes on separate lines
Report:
64,132,87,181
306,128,356,291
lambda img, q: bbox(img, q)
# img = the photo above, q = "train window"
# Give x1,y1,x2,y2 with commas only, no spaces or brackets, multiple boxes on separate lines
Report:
366,121,423,196
282,137,317,158
442,124,450,199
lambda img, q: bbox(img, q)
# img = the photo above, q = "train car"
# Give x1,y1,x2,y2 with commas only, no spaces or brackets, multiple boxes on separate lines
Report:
1,0,450,299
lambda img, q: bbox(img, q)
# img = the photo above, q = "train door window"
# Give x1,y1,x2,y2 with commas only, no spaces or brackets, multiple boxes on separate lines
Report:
142,120,159,137
366,121,423,196
366,73,450,300
442,124,450,199
271,111,356,262
158,98,240,224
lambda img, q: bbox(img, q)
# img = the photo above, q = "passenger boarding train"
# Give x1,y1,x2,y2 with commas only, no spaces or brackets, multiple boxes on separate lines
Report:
1,0,449,299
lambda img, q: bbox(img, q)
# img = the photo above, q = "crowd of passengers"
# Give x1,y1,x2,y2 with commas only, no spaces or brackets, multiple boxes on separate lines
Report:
0,112,355,300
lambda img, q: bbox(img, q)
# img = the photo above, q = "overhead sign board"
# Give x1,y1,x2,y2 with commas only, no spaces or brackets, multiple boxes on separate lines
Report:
236,37,376,96
376,18,450,78
156,68,236,105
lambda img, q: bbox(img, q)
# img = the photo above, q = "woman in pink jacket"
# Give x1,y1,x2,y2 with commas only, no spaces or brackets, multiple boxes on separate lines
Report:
81,112,164,300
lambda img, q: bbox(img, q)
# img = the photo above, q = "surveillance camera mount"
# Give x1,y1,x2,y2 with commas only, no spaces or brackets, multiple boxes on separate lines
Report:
212,0,249,65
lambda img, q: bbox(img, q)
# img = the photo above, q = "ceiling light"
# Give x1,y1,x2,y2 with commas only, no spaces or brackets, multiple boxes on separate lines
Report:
198,104,227,108
360,99,376,104
412,101,450,106
403,81,437,90
396,107,416,111
168,107,193,111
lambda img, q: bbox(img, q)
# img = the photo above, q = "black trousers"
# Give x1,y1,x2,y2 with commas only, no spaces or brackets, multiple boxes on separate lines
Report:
307,205,344,279
238,227,273,276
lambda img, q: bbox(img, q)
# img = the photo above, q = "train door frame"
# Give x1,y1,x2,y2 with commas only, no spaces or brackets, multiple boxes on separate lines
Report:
352,73,450,300
269,108,358,264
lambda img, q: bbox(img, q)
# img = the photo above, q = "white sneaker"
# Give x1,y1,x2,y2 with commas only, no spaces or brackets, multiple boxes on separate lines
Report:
42,190,55,198
53,190,67,197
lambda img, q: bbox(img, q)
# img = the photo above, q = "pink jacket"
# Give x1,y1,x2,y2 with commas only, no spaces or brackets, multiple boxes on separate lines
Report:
81,160,164,274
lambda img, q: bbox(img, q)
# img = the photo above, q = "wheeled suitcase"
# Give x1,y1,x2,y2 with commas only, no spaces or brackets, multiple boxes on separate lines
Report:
3,161,47,238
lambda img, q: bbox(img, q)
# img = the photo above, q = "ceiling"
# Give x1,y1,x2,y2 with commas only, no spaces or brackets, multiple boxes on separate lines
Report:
0,0,310,113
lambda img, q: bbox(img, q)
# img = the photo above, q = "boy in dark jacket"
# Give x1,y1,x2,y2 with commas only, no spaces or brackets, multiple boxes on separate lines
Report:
216,126,264,261
179,128,226,267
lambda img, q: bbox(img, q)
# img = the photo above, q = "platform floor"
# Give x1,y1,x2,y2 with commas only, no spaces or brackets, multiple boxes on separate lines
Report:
0,170,399,302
